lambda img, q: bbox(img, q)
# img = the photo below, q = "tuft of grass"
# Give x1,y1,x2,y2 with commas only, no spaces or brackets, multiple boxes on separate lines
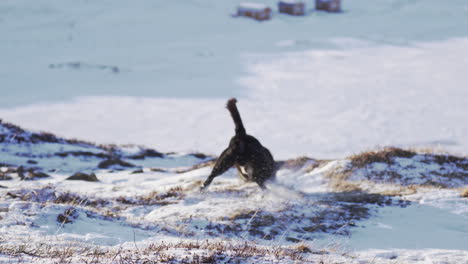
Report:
295,244,312,253
116,186,185,206
324,166,362,193
348,147,416,168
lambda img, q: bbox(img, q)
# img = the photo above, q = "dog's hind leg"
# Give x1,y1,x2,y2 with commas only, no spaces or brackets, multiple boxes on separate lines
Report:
201,147,237,190
252,163,276,190
253,172,268,190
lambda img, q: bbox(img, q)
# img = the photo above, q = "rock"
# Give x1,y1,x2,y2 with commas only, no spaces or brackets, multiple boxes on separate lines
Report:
127,148,164,159
131,169,144,174
30,171,50,179
66,172,99,182
150,168,168,173
0,185,7,188
98,158,135,169
27,160,38,164
190,153,209,159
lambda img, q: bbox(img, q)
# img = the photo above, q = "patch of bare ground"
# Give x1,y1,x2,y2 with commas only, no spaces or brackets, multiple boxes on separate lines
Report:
0,239,311,263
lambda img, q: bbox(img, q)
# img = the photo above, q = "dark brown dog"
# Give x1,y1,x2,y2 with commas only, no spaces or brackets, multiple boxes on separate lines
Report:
201,98,275,190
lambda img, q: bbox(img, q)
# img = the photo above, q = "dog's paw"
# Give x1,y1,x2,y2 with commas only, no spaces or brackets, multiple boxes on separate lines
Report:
199,185,208,193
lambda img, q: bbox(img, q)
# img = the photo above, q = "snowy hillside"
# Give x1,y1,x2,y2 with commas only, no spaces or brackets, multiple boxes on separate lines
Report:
1,122,467,263
1,0,468,159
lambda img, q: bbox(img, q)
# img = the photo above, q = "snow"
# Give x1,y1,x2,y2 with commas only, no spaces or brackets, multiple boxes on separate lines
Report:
345,204,468,250
279,0,303,4
239,2,270,10
1,38,468,159
1,0,468,262
1,137,467,263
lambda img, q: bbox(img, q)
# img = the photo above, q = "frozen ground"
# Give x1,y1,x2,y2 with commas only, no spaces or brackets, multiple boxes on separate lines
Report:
1,122,467,263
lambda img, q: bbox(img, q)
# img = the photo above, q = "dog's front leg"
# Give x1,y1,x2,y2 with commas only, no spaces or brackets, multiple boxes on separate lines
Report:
201,147,237,191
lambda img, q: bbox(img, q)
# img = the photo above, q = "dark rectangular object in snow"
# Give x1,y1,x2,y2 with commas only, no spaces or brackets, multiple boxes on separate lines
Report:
236,3,272,21
278,1,306,16
316,0,341,12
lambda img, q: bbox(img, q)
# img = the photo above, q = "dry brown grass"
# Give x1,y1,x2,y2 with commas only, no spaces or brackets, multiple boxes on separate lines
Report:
348,147,416,168
333,147,468,193
377,185,419,196
0,239,309,263
349,147,468,170
116,186,185,206
461,187,468,198
325,169,361,193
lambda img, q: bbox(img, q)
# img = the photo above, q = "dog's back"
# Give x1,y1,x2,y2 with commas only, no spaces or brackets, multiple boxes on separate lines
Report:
234,135,275,184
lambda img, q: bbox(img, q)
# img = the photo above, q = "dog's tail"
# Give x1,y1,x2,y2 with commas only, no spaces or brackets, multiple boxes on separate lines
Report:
226,98,246,136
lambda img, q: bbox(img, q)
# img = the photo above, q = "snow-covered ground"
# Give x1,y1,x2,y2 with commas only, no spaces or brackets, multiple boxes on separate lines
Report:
1,122,467,263
1,0,468,262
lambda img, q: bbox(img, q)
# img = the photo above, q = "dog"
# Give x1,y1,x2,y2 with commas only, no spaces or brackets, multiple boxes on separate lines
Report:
201,98,275,190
